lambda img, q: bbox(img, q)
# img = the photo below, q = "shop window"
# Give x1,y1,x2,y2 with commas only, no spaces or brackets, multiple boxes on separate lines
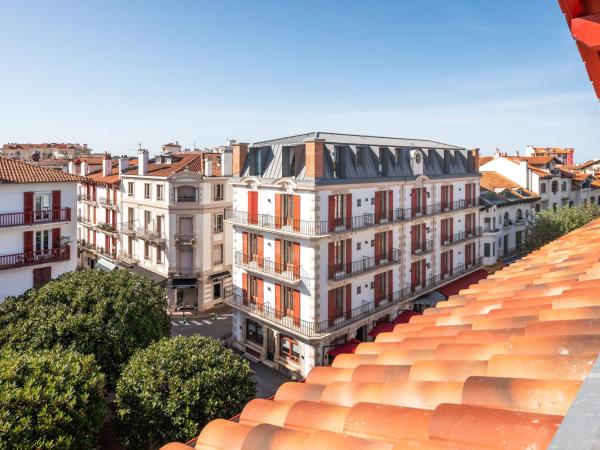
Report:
280,335,300,362
246,319,263,345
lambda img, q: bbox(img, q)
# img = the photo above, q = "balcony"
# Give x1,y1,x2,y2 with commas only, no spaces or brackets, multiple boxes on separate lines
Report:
483,225,500,234
77,215,92,226
503,220,514,229
175,234,195,245
441,227,482,247
119,222,136,236
329,249,401,281
98,197,117,209
95,222,118,234
77,194,97,204
235,252,301,284
170,266,198,277
411,239,434,256
226,257,484,339
0,208,71,229
0,246,70,271
78,239,116,260
118,252,138,264
136,228,166,244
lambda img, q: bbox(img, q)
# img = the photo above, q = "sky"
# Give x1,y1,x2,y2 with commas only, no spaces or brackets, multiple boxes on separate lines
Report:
1,0,599,160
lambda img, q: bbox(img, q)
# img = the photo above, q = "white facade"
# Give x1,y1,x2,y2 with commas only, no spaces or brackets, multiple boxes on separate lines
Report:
0,181,77,300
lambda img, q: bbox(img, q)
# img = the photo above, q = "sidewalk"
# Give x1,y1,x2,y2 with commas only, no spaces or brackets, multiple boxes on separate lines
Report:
169,303,231,320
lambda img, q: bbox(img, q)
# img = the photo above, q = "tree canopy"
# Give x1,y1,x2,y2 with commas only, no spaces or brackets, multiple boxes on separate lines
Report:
0,348,106,450
0,269,170,388
114,335,256,450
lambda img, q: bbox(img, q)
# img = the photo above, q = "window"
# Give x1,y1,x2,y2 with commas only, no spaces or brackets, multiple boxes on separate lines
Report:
356,242,361,251
176,186,196,202
128,182,134,197
34,192,52,221
213,279,223,300
144,210,151,230
279,335,300,362
156,184,164,201
144,242,150,260
357,286,361,294
484,243,491,257
213,243,224,265
561,182,567,192
35,230,50,252
246,319,263,345
213,213,224,233
213,183,224,201
516,209,523,221
144,183,151,200
33,266,52,288
282,286,294,317
357,199,361,207
551,181,558,193
535,204,541,212
156,247,162,264
540,183,546,194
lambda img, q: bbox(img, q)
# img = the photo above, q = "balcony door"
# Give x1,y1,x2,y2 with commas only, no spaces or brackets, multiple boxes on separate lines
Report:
34,192,51,222
178,247,193,274
178,216,193,237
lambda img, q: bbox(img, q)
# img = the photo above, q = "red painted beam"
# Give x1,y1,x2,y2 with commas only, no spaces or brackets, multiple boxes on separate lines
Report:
572,13,600,49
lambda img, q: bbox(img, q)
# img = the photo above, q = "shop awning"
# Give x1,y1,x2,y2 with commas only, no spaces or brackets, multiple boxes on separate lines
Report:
171,278,197,288
96,257,117,272
210,271,231,281
327,339,361,357
368,310,422,338
437,269,489,298
413,290,446,307
118,263,168,285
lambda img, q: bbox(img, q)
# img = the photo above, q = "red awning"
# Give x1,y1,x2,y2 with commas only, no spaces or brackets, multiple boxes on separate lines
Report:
438,269,489,298
327,338,361,357
367,311,422,338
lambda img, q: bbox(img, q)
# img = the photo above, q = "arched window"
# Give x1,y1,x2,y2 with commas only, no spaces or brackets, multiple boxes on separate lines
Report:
503,212,510,225
551,181,558,193
176,186,197,202
540,183,546,194
516,209,523,221
561,182,567,192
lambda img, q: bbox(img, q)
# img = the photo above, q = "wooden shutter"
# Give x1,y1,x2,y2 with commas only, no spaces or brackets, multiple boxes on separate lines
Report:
345,239,352,274
105,235,110,252
387,270,393,302
450,218,454,241
23,230,33,255
93,231,96,246
328,241,335,279
113,188,117,205
257,278,264,309
92,185,97,201
421,189,427,215
274,193,281,228
410,226,416,253
374,191,381,224
105,208,110,223
24,192,33,225
292,242,300,278
257,235,264,268
387,230,393,260
388,190,393,221
275,284,282,319
112,210,117,227
293,195,301,232
441,219,447,244
449,185,454,209
292,289,300,326
441,186,447,210
466,183,471,206
51,228,60,249
374,233,381,264
345,284,352,319
441,251,447,276
328,289,336,326
345,193,352,230
410,261,418,290
275,239,282,273
328,195,336,232
242,232,249,263
241,272,248,304
374,273,381,307
421,259,427,287
93,207,96,224
52,190,61,221
450,250,454,275
421,223,426,249
411,188,417,217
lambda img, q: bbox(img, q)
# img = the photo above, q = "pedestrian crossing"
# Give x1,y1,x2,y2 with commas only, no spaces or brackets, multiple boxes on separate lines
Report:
170,313,232,327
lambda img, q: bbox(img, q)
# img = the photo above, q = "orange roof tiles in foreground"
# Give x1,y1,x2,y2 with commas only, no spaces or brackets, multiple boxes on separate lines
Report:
162,218,600,450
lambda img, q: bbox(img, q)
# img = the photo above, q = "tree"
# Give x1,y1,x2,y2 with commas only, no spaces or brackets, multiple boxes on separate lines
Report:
525,203,600,251
0,348,106,450
114,336,256,450
0,269,170,389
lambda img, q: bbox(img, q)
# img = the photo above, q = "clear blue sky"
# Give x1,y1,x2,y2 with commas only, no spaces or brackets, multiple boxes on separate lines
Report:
1,0,599,160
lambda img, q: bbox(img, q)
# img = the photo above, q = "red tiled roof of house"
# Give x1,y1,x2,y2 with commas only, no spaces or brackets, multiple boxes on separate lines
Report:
479,156,494,166
532,147,574,154
123,153,224,178
163,217,600,450
0,157,83,183
85,159,138,186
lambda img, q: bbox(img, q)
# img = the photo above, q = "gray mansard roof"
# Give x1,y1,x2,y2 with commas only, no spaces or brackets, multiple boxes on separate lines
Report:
242,132,476,183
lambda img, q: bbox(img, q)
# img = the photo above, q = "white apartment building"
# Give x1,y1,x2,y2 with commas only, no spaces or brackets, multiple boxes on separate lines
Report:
479,172,540,266
0,157,80,300
226,132,482,377
118,148,233,312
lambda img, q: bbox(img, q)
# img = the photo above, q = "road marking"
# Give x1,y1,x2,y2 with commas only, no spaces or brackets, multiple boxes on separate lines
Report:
201,319,212,325
171,320,180,326
190,320,202,325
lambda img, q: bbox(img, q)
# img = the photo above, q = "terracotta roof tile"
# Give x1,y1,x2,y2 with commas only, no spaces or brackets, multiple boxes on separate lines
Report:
0,156,83,183
164,218,600,449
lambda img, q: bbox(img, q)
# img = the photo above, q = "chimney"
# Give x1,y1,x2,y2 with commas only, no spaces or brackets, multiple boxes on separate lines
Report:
232,142,248,177
118,155,129,173
304,138,325,180
138,149,148,176
103,152,112,177
68,161,75,174
469,148,480,173
80,160,89,176
205,159,213,177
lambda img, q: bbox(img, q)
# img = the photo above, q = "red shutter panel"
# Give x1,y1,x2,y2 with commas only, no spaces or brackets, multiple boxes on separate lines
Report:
421,223,426,249
93,231,96,246
112,210,117,227
374,233,381,264
275,239,282,273
345,284,352,319
441,219,447,244
105,235,110,252
274,193,281,228
292,289,300,326
92,186,97,201
387,269,393,302
113,188,117,205
292,242,300,278
93,207,96,224
328,289,336,326
328,195,336,232
374,274,380,307
410,226,416,253
105,208,110,223
422,188,427,215
52,190,61,221
293,195,301,232
441,186,447,210
421,259,427,287
450,185,454,210
242,232,249,263
450,218,454,241
241,272,248,304
328,241,335,279
23,231,33,256
345,194,352,230
441,251,447,276
410,261,417,291
257,235,264,268
374,191,381,224
275,284,282,319
24,192,33,225
411,188,417,217
257,278,264,310
450,250,454,275
466,184,471,206
345,239,352,274
388,190,393,221
387,230,393,261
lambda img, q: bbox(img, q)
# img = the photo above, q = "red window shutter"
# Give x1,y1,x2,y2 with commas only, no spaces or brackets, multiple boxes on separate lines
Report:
374,191,381,224
105,235,110,252
274,193,281,228
441,219,447,244
441,186,447,210
449,185,454,209
421,223,426,248
450,250,454,275
388,190,393,221
112,210,117,227
421,188,427,215
92,185,97,201
387,230,393,260
275,284,282,319
105,208,110,223
23,230,33,255
441,251,447,276
411,261,418,290
421,259,427,287
328,241,335,279
328,195,336,232
257,235,264,268
411,188,417,217
450,218,454,241
93,207,96,224
52,190,61,221
257,278,264,308
374,233,381,264
466,184,471,206
345,193,352,230
345,239,352,274
292,289,300,326
275,239,282,273
51,228,60,249
345,284,352,319
374,273,381,307
113,188,117,205
242,232,248,263
292,242,300,278
328,289,336,326
24,192,33,225
410,226,416,253
241,272,248,304
293,195,301,232
93,231,96,246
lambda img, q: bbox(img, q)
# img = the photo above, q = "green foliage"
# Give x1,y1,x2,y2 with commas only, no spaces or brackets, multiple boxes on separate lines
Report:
114,336,256,450
526,203,600,251
0,269,170,389
0,348,106,450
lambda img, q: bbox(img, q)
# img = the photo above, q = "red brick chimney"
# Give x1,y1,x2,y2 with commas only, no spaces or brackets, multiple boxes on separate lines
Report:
304,138,325,180
232,142,248,177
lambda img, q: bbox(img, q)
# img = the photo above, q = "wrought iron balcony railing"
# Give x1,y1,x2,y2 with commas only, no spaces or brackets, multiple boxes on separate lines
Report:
440,227,482,246
0,208,71,228
0,246,70,271
235,252,301,282
136,228,166,244
328,249,401,281
411,239,434,255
